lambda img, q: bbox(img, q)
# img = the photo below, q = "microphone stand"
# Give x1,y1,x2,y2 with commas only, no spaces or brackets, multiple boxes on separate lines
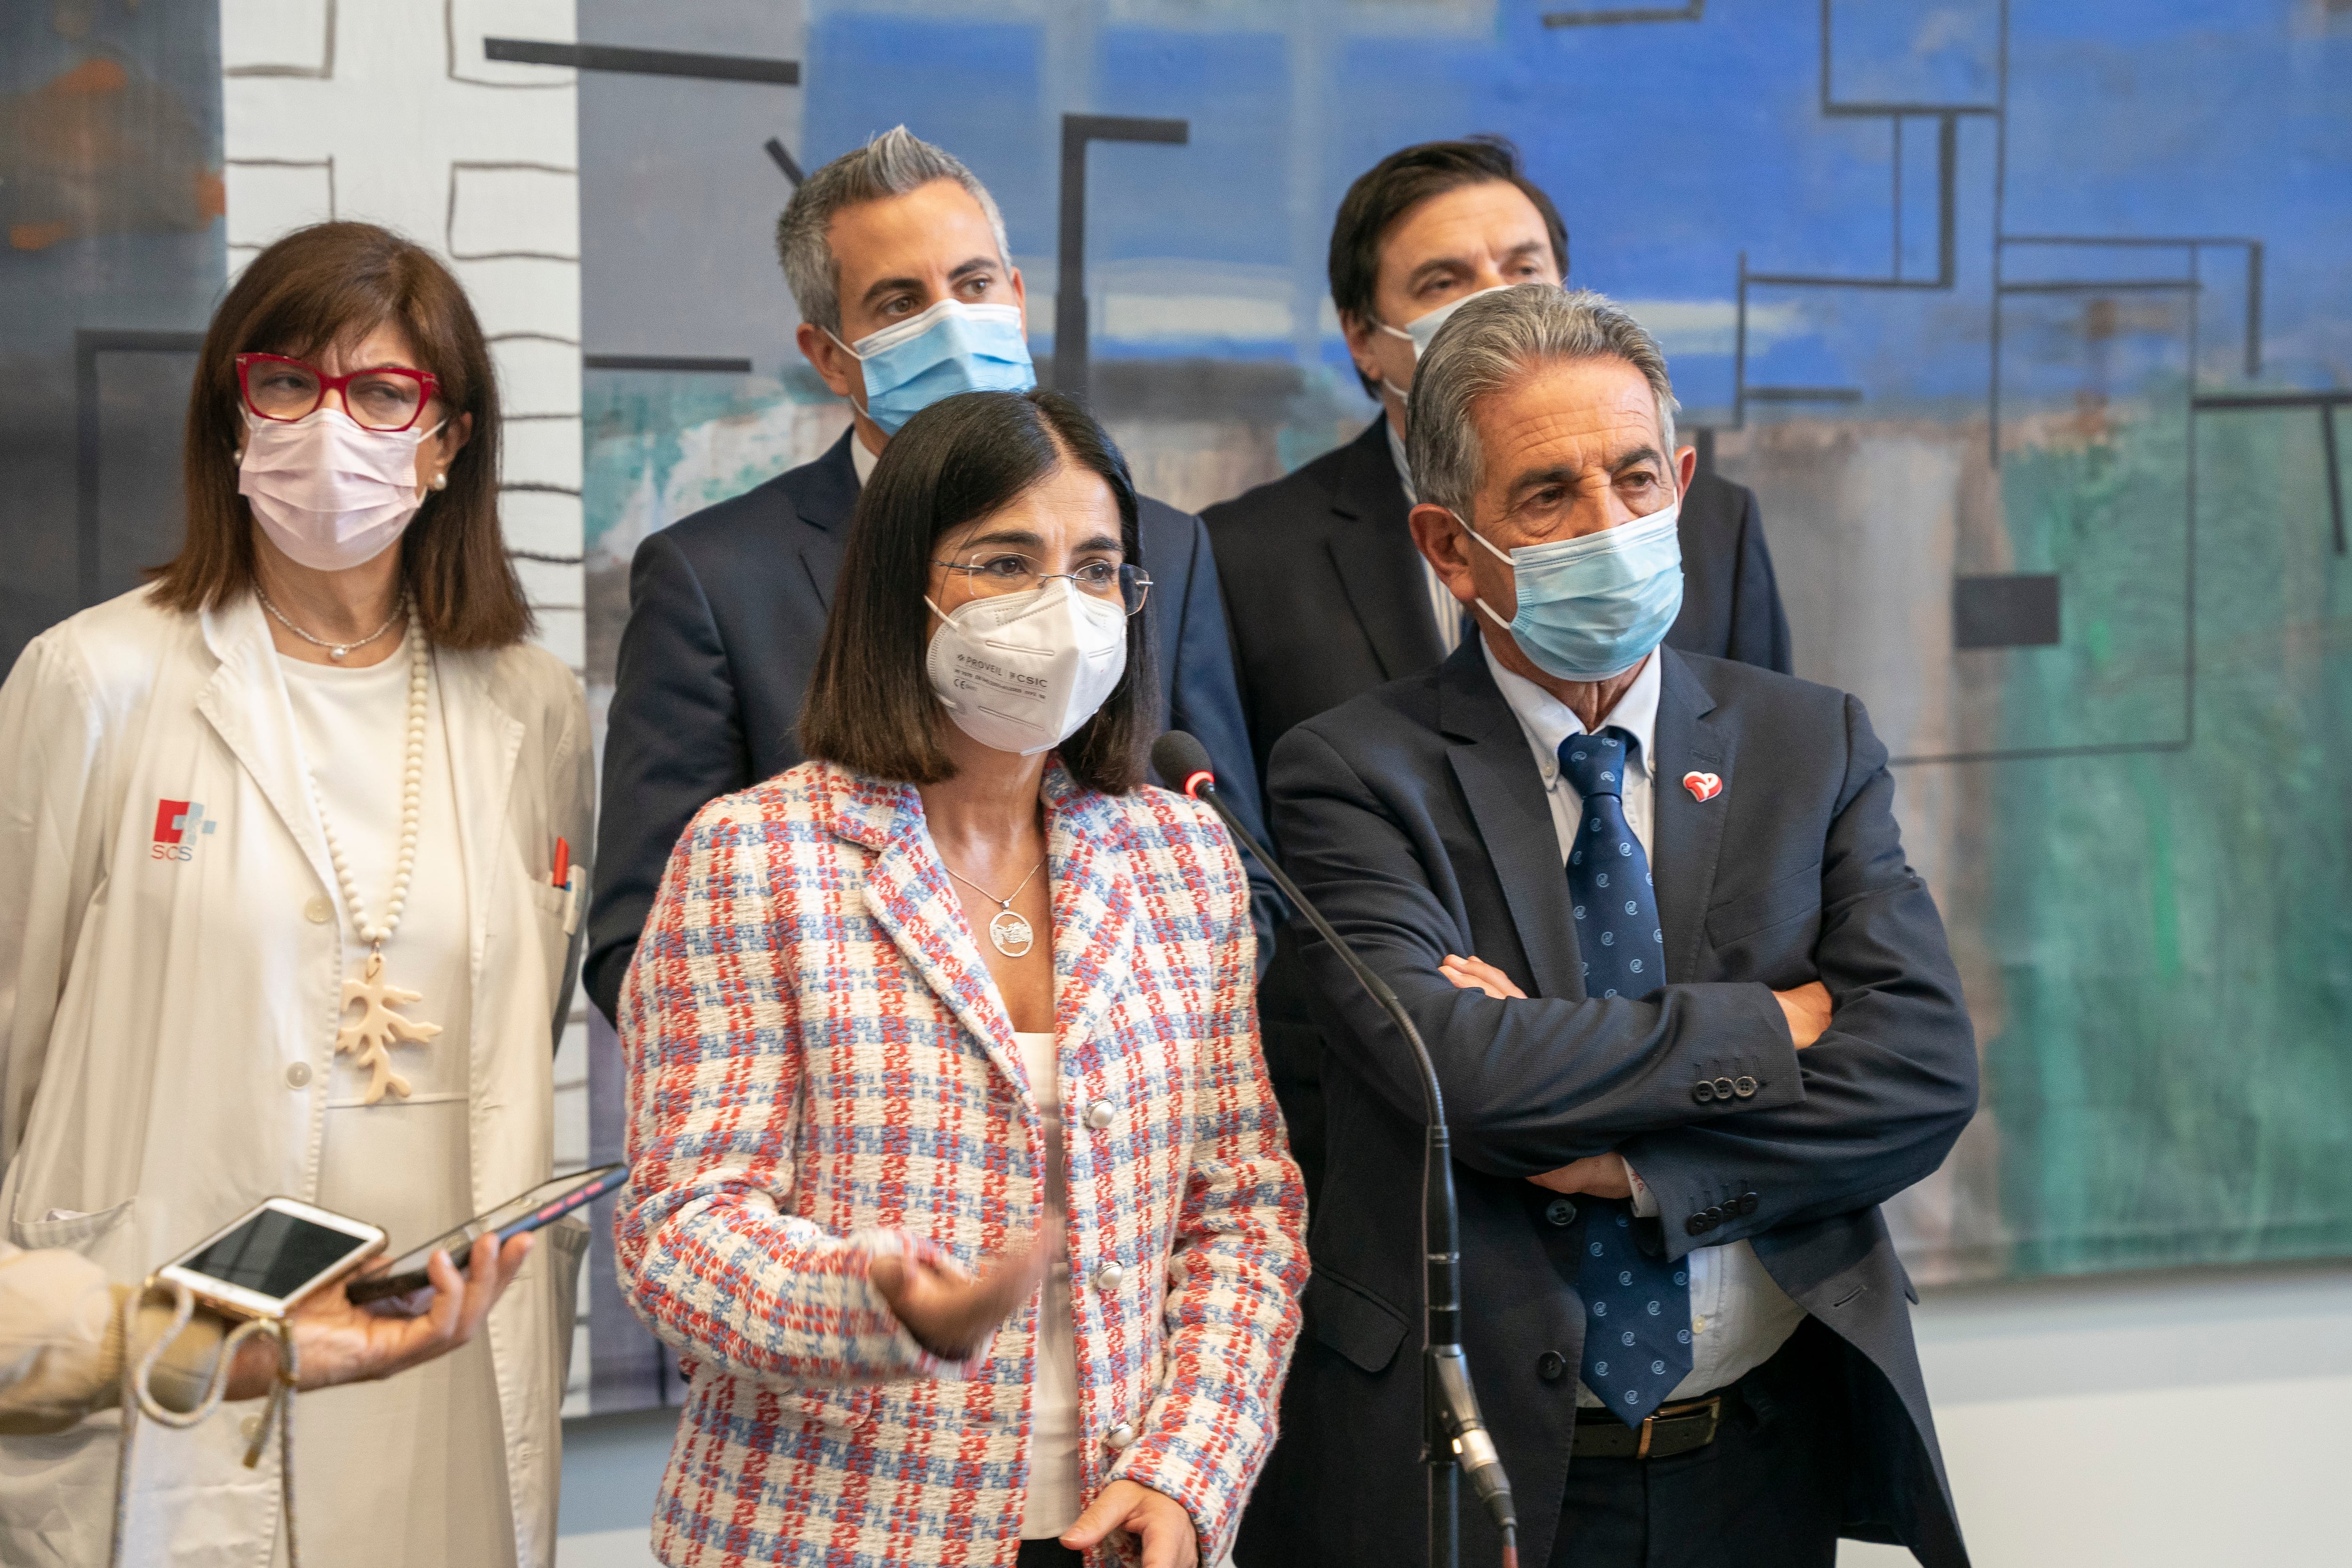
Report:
1171,766,1515,1568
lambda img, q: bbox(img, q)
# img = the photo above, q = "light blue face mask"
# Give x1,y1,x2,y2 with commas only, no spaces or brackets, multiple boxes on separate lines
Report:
827,299,1035,435
1464,503,1685,681
1374,285,1519,400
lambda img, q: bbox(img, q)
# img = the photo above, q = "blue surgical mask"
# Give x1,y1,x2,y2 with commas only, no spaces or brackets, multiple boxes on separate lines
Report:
827,299,1035,435
1375,285,1517,400
1463,503,1685,681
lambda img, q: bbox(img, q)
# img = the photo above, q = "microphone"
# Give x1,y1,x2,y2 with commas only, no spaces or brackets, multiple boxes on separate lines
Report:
1150,732,1517,1565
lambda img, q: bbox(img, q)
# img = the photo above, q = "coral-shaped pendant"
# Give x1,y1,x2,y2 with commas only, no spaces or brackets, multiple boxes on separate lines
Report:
334,950,441,1105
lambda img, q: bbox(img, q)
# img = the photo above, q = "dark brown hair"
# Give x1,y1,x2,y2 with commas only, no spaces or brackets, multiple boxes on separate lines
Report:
150,222,531,648
800,390,1152,792
1328,136,1571,396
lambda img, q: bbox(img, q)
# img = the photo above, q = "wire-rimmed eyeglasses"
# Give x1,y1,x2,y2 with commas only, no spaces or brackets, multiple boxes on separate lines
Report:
933,548,1152,616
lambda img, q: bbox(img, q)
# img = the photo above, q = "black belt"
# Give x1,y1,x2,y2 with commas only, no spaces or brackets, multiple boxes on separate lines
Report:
1571,1393,1724,1461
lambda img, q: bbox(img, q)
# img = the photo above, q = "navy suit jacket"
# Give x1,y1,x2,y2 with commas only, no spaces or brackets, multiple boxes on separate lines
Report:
586,428,1273,1020
1246,640,1976,1568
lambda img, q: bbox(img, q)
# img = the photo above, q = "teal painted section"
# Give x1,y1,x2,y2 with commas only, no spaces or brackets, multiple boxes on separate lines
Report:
1986,404,2352,1275
583,371,828,562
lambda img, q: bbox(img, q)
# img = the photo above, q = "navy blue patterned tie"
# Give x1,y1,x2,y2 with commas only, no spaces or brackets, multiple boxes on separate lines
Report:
1557,727,1692,1424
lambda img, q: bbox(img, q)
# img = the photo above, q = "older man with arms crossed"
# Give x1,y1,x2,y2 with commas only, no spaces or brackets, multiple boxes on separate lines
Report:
1244,287,1975,1568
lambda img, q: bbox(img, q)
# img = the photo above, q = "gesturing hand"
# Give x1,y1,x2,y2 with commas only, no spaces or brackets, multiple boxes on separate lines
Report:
1062,1479,1200,1568
228,1231,534,1399
868,1228,1050,1361
1773,980,1832,1048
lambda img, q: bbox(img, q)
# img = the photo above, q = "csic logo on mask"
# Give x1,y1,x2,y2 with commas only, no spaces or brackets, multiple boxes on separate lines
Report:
151,799,219,862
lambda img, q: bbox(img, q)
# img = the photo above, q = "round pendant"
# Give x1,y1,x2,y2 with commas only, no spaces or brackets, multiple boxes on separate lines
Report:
988,907,1035,957
330,646,349,661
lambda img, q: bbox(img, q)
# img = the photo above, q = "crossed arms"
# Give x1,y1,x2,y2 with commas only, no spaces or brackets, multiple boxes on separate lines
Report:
1267,694,1978,1258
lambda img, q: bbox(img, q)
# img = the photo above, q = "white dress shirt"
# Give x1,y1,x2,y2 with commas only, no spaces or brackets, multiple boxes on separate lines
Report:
1385,417,1465,659
850,427,881,486
1012,1030,1084,1536
1479,639,1807,1408
280,653,514,1566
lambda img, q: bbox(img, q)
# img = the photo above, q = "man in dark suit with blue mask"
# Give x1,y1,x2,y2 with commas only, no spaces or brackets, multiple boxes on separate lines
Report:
1243,285,1976,1568
587,127,1272,1021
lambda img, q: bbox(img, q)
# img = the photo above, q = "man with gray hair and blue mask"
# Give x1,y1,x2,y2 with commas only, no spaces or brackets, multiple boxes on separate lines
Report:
1245,285,1977,1568
590,127,1274,1022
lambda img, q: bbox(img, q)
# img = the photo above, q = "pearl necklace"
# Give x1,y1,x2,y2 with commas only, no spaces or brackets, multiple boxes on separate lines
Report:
312,604,444,1105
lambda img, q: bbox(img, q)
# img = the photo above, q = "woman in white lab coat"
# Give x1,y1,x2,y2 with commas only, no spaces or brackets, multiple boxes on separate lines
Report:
0,222,591,1568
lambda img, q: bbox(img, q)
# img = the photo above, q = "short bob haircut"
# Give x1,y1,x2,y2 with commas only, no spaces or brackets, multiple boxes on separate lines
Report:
801,390,1152,793
149,221,531,649
1328,136,1570,398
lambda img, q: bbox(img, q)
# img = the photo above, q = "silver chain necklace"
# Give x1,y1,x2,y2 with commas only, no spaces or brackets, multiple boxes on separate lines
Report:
254,585,405,662
940,855,1045,957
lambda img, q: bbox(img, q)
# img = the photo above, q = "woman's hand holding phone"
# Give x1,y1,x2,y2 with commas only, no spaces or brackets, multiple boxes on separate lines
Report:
225,1232,533,1399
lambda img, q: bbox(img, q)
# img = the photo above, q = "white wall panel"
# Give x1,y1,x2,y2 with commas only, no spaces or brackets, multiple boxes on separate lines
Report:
221,0,583,664
222,157,333,258
220,0,332,77
499,489,582,557
501,414,585,492
449,164,581,261
488,334,584,418
453,255,584,343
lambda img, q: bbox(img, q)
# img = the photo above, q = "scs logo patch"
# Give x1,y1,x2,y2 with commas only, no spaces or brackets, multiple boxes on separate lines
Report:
151,799,217,862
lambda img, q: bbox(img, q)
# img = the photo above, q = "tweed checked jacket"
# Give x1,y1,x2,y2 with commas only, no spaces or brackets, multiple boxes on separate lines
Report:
617,760,1309,1568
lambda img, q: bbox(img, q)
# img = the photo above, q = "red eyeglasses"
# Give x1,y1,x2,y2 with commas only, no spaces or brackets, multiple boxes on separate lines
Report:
235,353,443,433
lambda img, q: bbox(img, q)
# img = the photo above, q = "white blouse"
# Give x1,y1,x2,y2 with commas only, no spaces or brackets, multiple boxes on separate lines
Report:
1013,1029,1084,1538
278,651,515,1568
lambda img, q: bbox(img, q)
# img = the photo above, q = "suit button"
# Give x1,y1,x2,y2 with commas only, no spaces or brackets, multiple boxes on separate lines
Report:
1545,1197,1578,1227
1711,1077,1736,1101
1085,1099,1117,1130
1733,1075,1758,1099
1685,1214,1710,1236
303,895,334,924
1093,1262,1126,1292
1692,1081,1715,1104
1537,1351,1568,1382
1739,1192,1759,1215
1104,1423,1136,1452
285,1062,311,1089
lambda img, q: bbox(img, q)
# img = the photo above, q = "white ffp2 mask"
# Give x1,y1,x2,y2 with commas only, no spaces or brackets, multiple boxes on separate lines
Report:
924,578,1129,756
238,407,442,572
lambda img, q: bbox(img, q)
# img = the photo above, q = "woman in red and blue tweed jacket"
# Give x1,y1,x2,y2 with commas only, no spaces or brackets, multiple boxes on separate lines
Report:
616,390,1308,1568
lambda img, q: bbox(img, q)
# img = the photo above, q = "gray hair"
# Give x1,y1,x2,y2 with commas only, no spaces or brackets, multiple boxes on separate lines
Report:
775,126,1013,334
1406,285,1680,519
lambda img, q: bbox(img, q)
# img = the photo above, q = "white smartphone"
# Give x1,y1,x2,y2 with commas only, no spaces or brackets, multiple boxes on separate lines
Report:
156,1196,386,1321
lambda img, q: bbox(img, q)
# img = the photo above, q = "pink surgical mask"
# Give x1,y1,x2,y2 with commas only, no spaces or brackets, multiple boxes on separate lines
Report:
238,407,443,572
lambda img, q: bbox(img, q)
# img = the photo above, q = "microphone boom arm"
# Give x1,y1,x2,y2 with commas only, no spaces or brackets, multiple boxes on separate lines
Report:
1157,740,1517,1568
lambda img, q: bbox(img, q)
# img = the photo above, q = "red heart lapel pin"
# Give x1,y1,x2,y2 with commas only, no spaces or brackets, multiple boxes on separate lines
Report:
1682,771,1723,803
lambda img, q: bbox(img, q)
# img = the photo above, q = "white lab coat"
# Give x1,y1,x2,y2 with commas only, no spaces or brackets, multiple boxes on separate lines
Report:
0,586,592,1568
